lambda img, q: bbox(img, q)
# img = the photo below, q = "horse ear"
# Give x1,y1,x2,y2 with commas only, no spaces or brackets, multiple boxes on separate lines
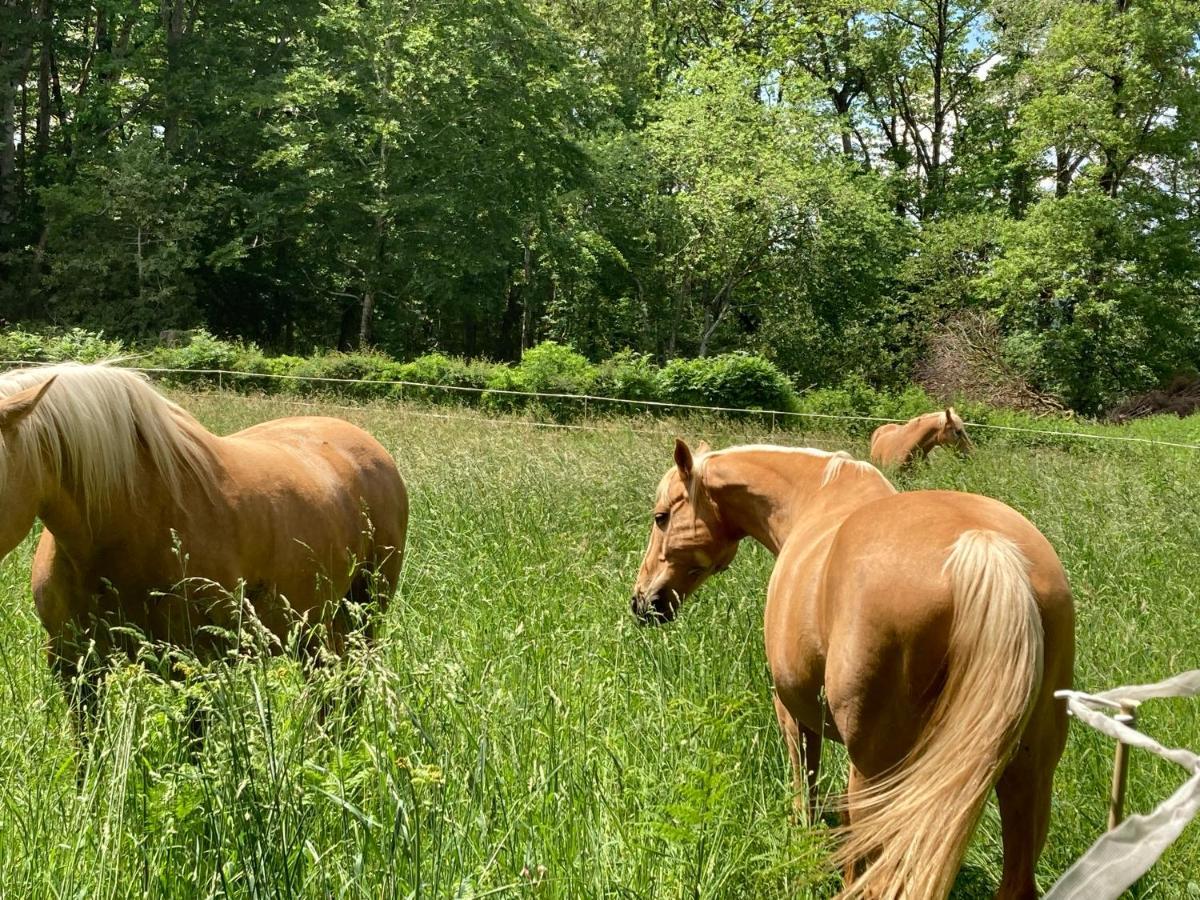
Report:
944,407,954,425
674,438,694,480
0,376,57,433
695,440,712,455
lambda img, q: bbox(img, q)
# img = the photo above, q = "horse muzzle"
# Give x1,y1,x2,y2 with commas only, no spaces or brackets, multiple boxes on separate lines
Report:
630,589,680,624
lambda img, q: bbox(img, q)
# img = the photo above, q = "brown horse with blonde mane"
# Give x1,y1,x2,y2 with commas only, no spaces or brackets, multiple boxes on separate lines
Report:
630,440,1073,899
870,408,972,469
0,363,407,721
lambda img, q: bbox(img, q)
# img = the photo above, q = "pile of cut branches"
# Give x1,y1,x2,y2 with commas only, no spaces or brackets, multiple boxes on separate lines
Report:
915,311,1064,413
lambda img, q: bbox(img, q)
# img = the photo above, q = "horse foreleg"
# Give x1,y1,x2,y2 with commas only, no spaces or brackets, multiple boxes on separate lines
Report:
801,724,823,823
773,693,806,822
773,692,825,825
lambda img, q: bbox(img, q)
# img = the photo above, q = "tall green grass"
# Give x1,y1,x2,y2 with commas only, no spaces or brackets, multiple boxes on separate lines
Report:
0,393,1196,898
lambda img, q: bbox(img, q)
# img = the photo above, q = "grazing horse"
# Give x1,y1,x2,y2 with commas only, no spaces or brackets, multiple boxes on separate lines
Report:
630,440,1074,899
0,363,407,722
870,408,972,469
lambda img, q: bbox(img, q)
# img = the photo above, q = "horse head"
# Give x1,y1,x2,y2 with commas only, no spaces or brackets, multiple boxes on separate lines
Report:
630,439,739,623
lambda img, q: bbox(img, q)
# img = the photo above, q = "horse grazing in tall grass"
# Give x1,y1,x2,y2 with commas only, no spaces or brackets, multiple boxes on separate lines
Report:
0,363,407,723
630,440,1074,899
870,407,972,469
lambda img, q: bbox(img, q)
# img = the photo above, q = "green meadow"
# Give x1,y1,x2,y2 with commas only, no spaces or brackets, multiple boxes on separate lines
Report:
0,391,1197,898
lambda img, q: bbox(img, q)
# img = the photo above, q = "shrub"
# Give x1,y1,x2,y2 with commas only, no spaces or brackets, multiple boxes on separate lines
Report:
145,329,247,389
479,343,598,420
868,384,937,424
0,327,126,364
286,352,403,400
393,353,495,405
147,329,238,371
514,342,597,396
794,375,882,435
658,353,798,414
264,355,304,379
480,364,527,414
594,350,659,411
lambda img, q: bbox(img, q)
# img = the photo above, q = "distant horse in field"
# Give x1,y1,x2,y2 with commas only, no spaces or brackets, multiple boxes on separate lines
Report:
870,408,972,469
630,440,1073,899
0,363,407,724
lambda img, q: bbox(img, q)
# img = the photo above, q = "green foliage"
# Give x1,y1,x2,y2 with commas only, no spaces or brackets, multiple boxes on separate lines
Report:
595,350,660,402
478,342,597,419
981,190,1200,413
146,330,279,392
0,328,126,364
286,352,403,400
4,0,1199,411
658,353,799,414
512,342,598,395
392,353,496,405
36,136,216,335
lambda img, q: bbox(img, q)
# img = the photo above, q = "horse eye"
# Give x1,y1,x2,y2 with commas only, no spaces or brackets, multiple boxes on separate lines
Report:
654,511,669,528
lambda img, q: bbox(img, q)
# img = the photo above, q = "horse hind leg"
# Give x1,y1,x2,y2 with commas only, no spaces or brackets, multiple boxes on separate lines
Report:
306,563,389,729
994,688,1069,900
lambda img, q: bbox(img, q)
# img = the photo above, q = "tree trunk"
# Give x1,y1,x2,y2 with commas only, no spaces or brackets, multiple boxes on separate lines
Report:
698,312,714,357
1,20,34,230
499,281,522,360
520,236,533,351
832,90,854,158
35,0,50,159
337,303,358,351
162,0,186,153
1096,0,1132,198
1055,147,1073,198
925,0,948,219
359,288,376,348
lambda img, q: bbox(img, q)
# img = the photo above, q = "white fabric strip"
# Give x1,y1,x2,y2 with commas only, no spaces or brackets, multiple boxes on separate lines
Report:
1046,673,1200,899
1044,771,1200,899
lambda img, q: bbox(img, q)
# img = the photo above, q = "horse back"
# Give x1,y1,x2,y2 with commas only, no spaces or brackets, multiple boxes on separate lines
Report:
826,490,1069,634
218,414,408,559
869,422,914,467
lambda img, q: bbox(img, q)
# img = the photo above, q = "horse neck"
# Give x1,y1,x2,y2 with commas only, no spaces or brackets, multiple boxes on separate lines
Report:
31,419,214,554
702,450,894,556
910,417,945,453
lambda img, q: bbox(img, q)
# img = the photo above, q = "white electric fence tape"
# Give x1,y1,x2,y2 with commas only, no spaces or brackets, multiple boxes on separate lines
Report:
1047,671,1200,899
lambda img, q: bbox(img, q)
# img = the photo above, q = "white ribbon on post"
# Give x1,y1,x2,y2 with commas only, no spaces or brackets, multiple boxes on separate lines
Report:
1045,671,1200,899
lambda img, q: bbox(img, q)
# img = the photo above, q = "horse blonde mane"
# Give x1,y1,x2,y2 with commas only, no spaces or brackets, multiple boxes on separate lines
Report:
694,444,882,491
916,407,964,430
0,363,214,516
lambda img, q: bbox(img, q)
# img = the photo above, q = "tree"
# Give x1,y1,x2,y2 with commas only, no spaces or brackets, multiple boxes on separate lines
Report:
261,0,585,353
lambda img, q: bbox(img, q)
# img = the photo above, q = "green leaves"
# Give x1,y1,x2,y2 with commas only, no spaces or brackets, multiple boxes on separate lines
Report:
2,0,1198,412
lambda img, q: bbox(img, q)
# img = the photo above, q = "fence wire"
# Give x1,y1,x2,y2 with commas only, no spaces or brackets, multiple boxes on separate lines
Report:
2,359,1200,451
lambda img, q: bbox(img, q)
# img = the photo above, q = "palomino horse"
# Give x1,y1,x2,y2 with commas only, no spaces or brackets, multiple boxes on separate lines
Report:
870,408,972,469
0,363,407,722
630,441,1073,899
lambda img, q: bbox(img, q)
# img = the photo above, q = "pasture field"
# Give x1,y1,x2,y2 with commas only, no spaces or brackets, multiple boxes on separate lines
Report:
0,390,1198,898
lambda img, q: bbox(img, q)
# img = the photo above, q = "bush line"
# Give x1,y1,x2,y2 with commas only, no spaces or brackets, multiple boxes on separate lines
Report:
9,326,1195,449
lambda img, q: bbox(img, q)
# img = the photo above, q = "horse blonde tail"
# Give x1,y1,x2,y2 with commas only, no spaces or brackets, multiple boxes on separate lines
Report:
834,530,1045,900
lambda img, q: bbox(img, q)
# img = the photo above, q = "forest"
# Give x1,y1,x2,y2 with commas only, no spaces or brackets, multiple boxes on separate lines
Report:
1,0,1198,413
